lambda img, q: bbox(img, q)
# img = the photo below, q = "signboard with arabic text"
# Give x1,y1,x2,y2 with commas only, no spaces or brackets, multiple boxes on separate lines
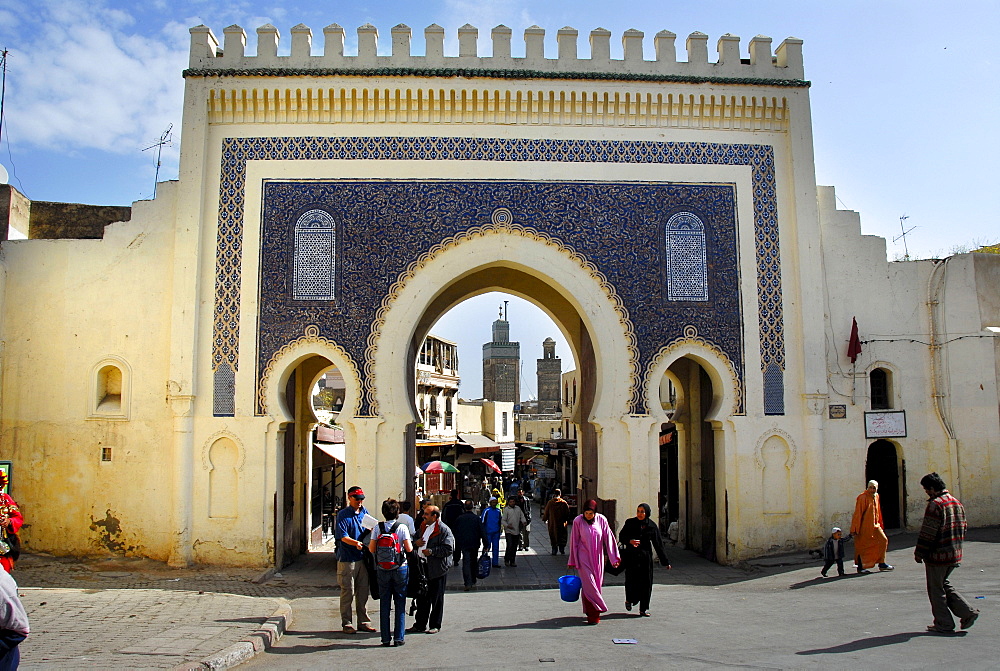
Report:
865,411,906,438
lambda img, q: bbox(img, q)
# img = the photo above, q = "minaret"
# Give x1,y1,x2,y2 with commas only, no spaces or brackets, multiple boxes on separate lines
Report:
482,303,520,402
536,337,562,414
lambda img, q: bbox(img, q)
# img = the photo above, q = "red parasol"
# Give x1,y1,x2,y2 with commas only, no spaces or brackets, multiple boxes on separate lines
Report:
479,458,502,474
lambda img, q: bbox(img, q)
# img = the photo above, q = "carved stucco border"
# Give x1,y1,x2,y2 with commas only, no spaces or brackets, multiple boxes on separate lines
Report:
257,324,361,416
364,215,639,416
201,430,247,472
752,427,797,470
644,325,744,417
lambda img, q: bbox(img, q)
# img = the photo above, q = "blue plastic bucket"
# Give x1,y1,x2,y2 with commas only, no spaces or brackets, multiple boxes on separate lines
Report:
558,574,582,602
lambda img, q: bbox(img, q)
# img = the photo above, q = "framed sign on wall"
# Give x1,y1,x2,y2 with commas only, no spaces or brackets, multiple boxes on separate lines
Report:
865,411,907,438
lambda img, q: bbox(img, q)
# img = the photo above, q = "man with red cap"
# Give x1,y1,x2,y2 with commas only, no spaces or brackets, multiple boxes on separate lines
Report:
336,486,375,634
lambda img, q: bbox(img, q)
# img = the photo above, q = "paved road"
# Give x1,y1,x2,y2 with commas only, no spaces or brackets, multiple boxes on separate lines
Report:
240,530,999,669
8,521,997,669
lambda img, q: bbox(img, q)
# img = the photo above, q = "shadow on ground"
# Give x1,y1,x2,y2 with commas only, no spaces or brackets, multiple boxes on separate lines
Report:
797,629,965,655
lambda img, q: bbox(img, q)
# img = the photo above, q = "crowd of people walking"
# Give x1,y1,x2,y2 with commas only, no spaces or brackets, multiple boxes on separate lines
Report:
335,482,678,639
336,470,981,642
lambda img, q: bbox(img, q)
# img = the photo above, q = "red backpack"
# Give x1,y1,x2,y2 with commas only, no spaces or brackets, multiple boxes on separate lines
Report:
375,521,405,570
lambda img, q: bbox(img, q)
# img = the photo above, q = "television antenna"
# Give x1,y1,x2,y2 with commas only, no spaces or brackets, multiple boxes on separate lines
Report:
893,214,916,261
142,124,173,198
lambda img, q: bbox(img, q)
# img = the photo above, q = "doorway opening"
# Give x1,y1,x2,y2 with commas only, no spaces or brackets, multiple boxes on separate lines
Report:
666,357,719,561
866,439,904,529
402,271,601,520
657,372,679,542
277,356,349,568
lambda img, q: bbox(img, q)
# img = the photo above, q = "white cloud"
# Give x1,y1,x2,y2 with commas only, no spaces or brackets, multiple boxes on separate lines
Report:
0,0,186,158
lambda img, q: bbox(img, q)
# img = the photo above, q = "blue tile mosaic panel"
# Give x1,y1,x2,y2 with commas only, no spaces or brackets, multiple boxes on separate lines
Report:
258,180,742,416
210,137,784,417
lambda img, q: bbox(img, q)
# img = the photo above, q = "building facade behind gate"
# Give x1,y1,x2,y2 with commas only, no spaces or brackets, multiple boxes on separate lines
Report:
0,21,997,567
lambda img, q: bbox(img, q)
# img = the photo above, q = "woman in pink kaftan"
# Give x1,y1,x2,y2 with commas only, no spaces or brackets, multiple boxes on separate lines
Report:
567,499,620,624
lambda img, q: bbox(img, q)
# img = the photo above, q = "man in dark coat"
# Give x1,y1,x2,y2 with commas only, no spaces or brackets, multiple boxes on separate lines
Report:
409,505,455,634
442,489,465,562
452,500,489,589
512,487,532,551
542,488,571,555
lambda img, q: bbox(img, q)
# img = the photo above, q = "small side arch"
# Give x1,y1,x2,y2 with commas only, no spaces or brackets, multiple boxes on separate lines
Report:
88,355,132,420
206,434,241,519
259,326,362,423
644,330,742,423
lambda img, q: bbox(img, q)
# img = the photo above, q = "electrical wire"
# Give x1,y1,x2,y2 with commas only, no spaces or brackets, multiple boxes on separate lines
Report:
0,48,26,196
0,49,7,148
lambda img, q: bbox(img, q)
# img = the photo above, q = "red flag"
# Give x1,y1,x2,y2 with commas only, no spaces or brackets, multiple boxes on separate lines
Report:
847,317,863,363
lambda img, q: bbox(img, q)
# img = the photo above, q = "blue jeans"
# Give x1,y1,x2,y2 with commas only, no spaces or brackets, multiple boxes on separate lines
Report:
486,532,501,566
377,565,409,643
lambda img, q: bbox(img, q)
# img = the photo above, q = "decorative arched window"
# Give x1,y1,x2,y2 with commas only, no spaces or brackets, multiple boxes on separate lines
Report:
293,209,337,301
665,212,709,302
870,368,892,410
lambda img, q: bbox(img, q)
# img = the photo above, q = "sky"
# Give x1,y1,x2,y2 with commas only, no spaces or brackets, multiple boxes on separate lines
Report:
1,0,997,395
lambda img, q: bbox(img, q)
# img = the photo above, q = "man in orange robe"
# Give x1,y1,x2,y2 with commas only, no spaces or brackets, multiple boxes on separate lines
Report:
850,480,893,573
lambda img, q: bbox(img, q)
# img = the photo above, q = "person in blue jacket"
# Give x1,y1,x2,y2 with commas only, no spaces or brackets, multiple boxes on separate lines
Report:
480,497,502,568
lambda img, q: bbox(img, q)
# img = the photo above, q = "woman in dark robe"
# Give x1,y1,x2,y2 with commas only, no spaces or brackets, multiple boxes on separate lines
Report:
618,503,670,616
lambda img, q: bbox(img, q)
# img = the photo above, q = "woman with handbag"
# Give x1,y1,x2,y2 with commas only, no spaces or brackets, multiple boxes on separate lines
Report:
0,473,22,574
618,503,670,616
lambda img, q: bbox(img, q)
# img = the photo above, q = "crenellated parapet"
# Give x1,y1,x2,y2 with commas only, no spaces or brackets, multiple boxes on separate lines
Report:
187,23,806,83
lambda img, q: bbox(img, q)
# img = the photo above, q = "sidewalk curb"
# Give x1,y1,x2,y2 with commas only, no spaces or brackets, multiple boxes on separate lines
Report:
174,599,291,670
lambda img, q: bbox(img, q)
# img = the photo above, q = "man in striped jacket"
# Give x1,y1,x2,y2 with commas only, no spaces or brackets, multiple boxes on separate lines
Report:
914,472,980,633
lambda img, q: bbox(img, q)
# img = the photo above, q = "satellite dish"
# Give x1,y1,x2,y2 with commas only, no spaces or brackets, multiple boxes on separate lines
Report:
0,164,7,185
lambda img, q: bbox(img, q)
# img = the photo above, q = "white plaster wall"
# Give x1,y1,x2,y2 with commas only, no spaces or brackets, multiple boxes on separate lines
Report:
0,184,179,559
816,187,1000,539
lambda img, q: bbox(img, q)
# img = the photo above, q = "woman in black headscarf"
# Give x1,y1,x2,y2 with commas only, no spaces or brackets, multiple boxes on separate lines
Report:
618,503,670,616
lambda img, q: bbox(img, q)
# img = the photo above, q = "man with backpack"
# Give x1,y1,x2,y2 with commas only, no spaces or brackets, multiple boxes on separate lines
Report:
368,499,413,647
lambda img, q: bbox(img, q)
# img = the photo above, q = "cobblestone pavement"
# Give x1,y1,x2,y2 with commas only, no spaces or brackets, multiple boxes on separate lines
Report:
12,553,289,669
